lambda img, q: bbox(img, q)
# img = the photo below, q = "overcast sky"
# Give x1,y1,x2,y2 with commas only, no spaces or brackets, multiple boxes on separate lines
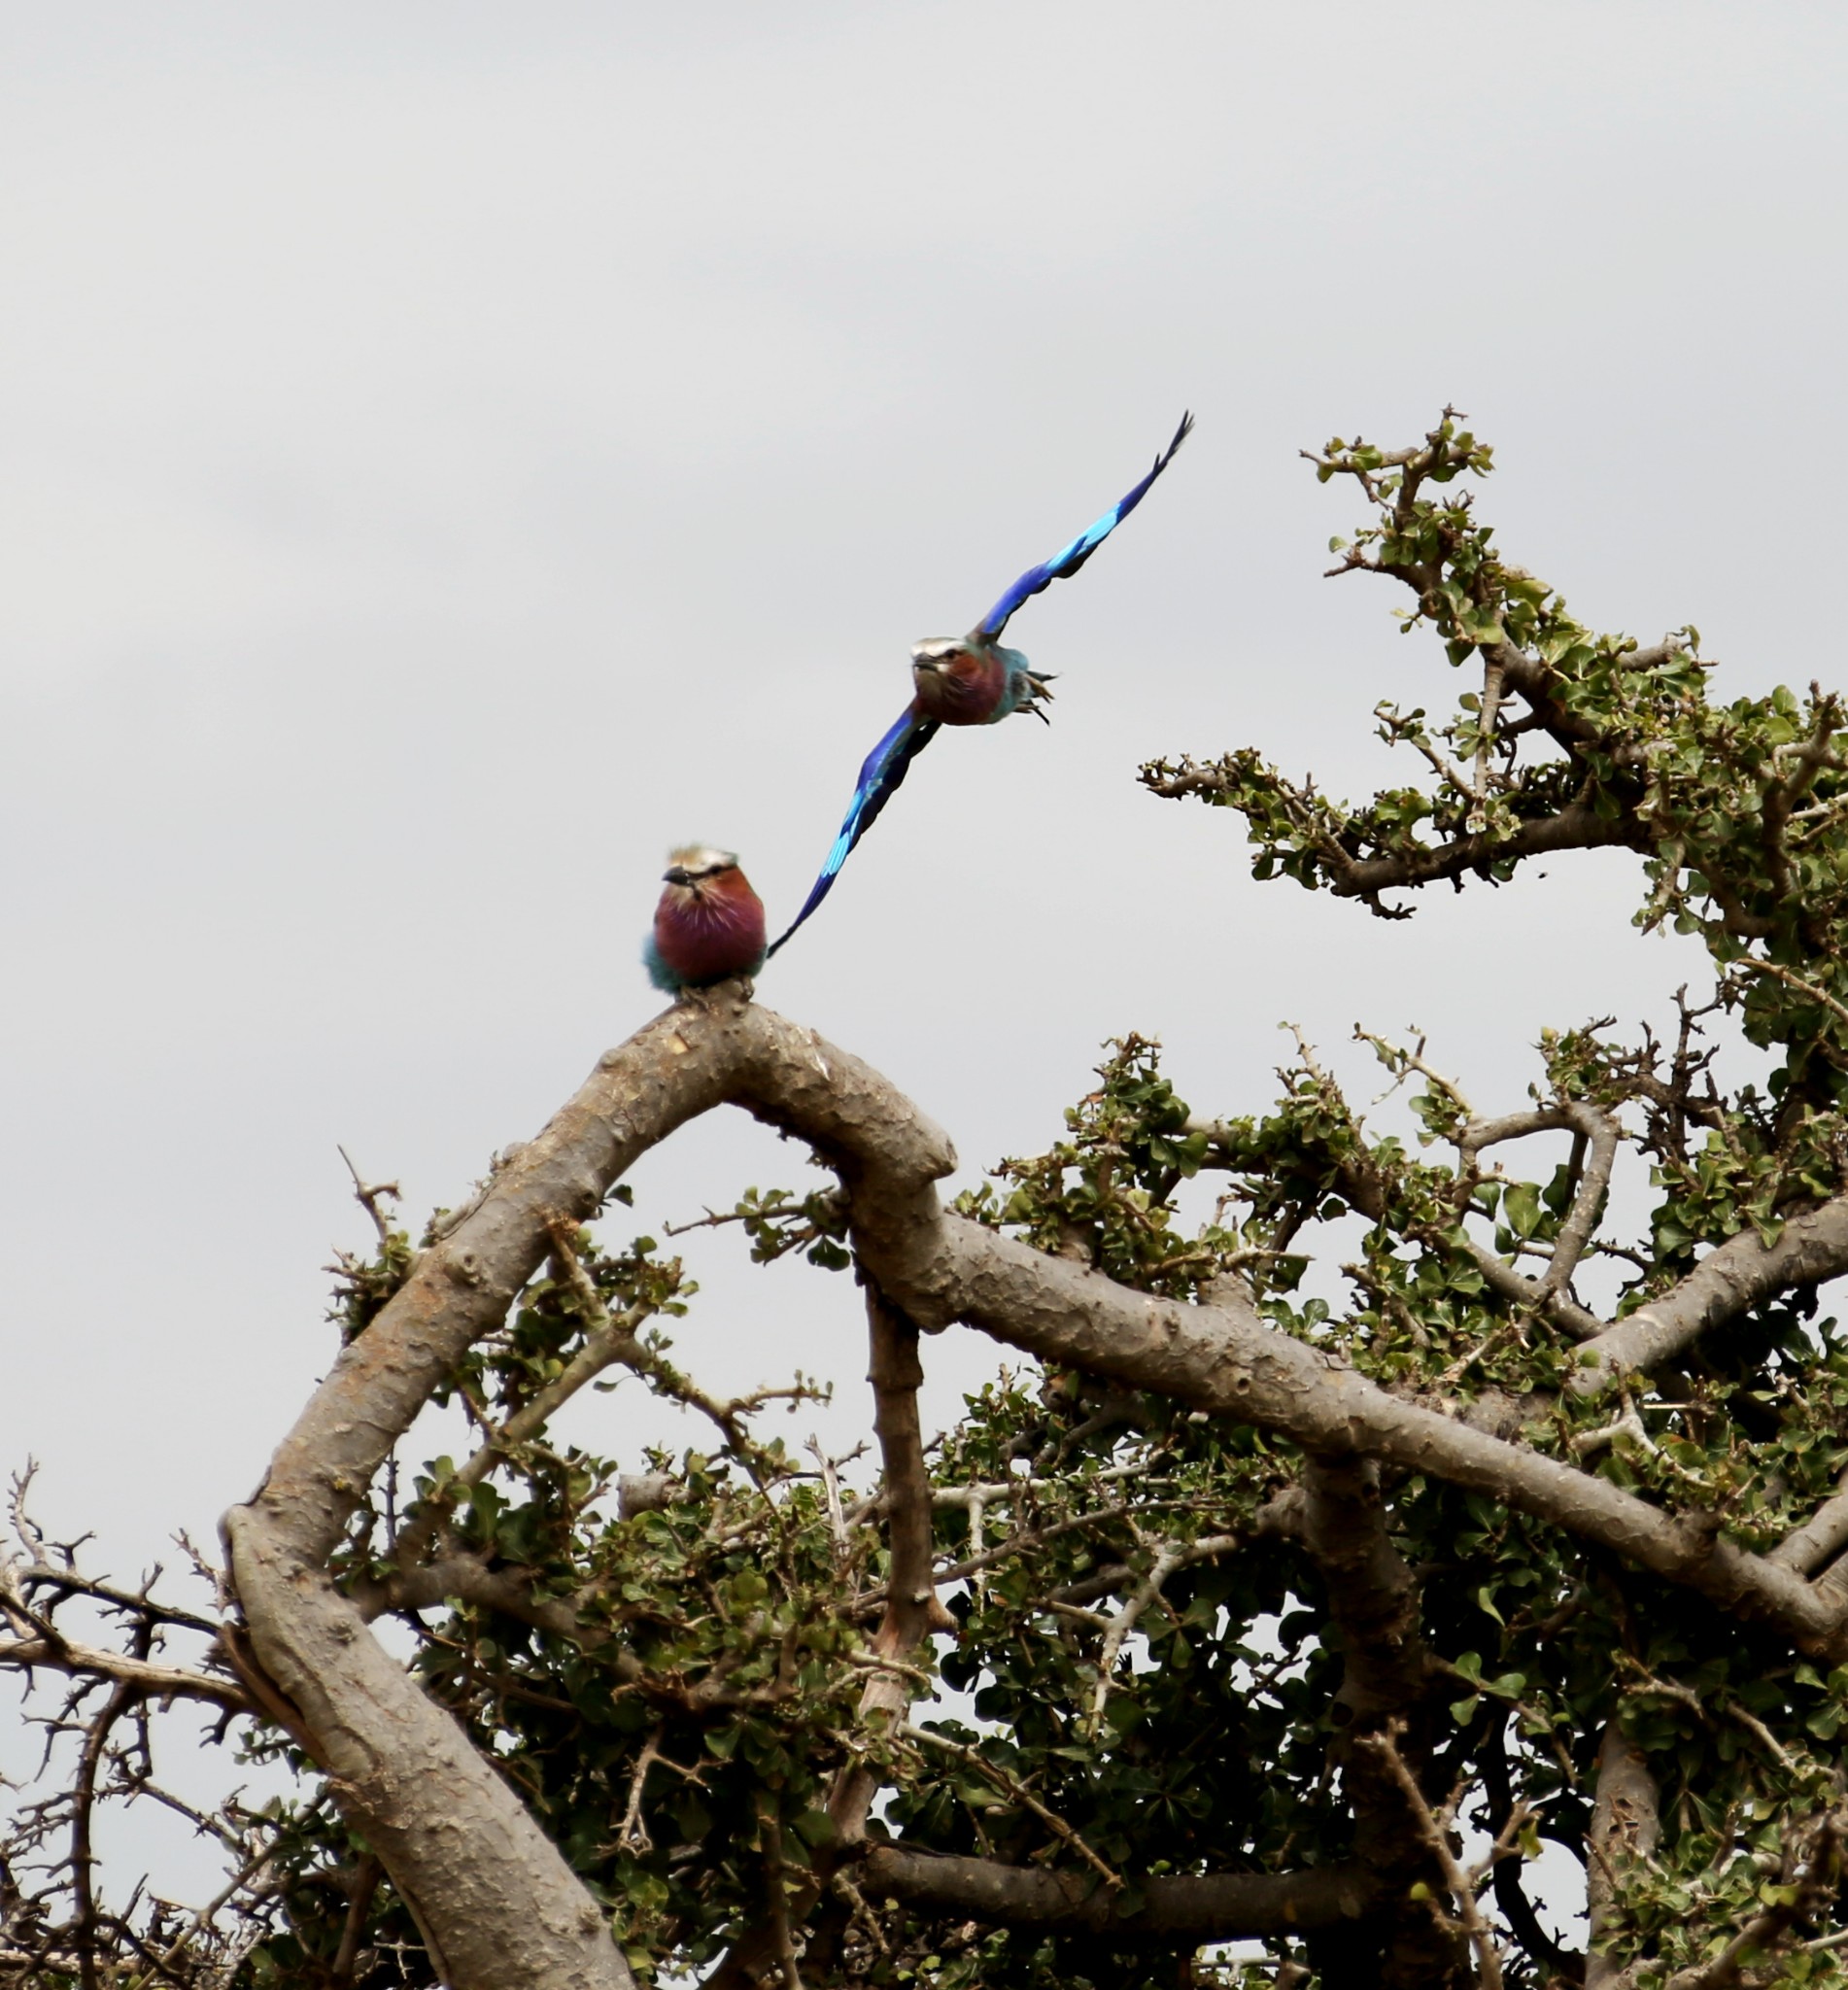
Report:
4,0,1846,1908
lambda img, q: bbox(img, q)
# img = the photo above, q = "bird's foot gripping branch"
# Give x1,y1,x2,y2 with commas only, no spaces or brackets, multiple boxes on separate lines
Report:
11,414,1848,1989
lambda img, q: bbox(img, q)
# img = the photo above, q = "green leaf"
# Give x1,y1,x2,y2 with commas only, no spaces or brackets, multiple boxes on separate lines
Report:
789,1807,837,1849
1502,1182,1542,1240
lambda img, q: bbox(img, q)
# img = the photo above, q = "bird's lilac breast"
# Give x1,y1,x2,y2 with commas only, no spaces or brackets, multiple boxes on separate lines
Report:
653,884,767,984
913,648,1010,726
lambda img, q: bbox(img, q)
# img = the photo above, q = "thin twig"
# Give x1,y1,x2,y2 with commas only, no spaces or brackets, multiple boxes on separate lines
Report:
617,1727,666,1857
1732,956,1848,1034
1469,650,1506,833
336,1146,400,1250
1089,1533,1240,1729
805,1439,851,1567
899,1725,1120,1890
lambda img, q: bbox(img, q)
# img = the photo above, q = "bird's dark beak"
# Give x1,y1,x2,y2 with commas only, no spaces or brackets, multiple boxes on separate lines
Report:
664,866,693,886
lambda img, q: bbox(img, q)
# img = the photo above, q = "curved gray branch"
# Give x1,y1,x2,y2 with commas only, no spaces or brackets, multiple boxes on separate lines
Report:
1770,1476,1848,1576
1571,1192,1848,1396
1461,1101,1621,1306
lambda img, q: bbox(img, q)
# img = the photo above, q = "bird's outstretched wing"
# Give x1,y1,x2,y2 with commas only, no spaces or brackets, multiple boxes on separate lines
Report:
767,706,941,955
976,411,1195,640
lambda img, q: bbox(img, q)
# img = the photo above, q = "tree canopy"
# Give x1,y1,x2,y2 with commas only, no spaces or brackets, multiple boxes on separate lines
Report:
10,413,1848,1988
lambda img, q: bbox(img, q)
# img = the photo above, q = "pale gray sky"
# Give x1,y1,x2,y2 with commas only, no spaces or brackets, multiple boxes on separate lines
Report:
3,0,1844,1908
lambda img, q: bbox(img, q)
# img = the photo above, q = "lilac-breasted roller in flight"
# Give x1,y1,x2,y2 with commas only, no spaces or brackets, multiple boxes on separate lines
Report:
767,413,1194,956
644,846,768,992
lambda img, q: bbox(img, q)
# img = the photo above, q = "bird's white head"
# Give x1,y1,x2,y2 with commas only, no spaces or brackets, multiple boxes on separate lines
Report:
908,635,966,676
663,846,739,887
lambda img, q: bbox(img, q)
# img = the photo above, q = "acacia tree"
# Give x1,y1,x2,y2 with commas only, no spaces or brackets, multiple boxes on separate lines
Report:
10,413,1848,1988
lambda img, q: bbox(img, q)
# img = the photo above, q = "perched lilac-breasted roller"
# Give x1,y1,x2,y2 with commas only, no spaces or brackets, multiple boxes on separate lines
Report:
767,412,1194,955
644,847,768,992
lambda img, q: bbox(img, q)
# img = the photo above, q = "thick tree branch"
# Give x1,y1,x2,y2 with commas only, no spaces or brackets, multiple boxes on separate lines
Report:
1301,1458,1459,1984
1585,1720,1660,1990
1301,1455,1429,1728
834,1192,1843,1654
1771,1474,1848,1575
855,1845,1375,1938
1572,1191,1848,1395
221,999,785,1990
224,1515,624,1989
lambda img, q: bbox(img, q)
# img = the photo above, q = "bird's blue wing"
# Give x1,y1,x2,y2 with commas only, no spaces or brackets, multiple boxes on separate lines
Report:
766,706,941,956
976,412,1195,640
